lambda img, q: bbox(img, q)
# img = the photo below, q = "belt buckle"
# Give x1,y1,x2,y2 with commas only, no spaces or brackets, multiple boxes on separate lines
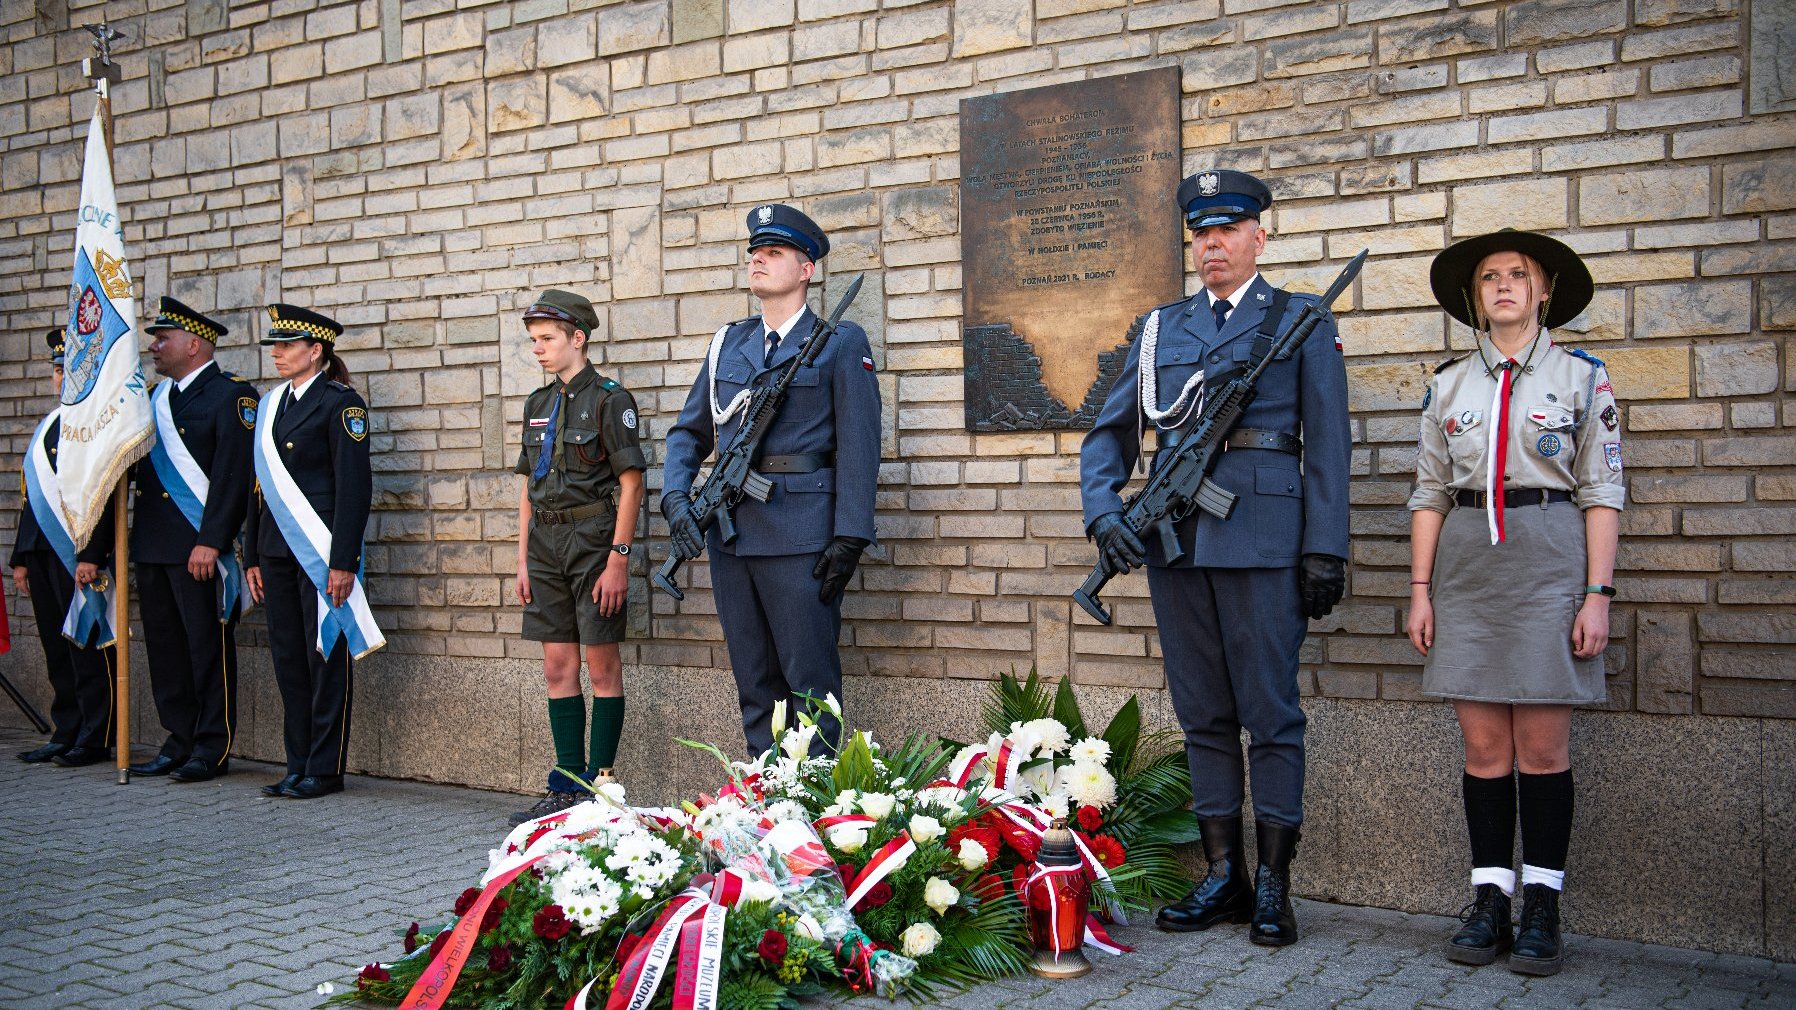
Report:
540,509,564,525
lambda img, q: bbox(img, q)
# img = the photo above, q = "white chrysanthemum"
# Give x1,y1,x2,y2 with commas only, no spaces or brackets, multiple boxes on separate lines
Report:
957,837,988,871
900,921,940,957
605,832,656,873
1022,718,1070,755
1064,761,1118,809
916,784,967,812
829,825,868,854
765,799,808,824
858,792,896,819
1038,793,1070,821
1069,737,1111,767
923,877,959,915
908,814,945,844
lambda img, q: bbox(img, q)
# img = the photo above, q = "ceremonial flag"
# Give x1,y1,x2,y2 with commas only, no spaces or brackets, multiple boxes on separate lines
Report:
57,101,153,549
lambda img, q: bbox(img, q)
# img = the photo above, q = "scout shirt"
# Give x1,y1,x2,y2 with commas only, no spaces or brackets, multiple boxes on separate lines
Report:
1408,333,1626,515
515,363,646,510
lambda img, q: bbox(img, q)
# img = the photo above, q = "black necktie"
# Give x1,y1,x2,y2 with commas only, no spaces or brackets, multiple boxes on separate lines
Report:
763,326,781,368
168,382,182,409
1212,298,1232,332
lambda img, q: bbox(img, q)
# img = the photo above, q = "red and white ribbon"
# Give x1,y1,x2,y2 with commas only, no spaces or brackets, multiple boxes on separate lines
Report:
1083,914,1133,955
843,832,915,909
671,903,728,1010
948,746,988,788
603,892,709,1010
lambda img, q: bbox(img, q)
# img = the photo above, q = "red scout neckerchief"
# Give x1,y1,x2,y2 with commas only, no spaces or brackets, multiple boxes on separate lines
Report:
1479,331,1546,545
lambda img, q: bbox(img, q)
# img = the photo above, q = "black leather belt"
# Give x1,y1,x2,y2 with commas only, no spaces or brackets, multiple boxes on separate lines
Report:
1453,488,1574,509
759,452,832,474
534,500,614,525
1160,428,1301,455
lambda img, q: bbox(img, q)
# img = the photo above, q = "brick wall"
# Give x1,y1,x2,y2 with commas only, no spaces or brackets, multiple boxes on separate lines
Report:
2,0,1792,719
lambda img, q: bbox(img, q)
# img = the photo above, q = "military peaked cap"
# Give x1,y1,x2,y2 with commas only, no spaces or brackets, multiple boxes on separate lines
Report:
46,326,65,364
148,296,228,344
746,203,830,262
263,303,342,344
1178,169,1273,230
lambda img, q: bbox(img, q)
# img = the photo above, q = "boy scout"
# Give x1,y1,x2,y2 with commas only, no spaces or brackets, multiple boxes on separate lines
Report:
511,290,646,825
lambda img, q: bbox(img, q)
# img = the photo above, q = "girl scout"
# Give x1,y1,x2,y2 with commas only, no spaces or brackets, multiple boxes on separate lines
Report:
1406,229,1625,976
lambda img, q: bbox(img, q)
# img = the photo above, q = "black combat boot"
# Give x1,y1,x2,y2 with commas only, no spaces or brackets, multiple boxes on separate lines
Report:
1509,884,1563,975
1445,884,1513,965
1249,820,1300,946
1155,816,1252,932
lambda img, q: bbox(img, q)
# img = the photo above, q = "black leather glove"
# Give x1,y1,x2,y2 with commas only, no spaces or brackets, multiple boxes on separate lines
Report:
1299,553,1346,620
662,491,705,557
812,536,870,605
1091,512,1146,575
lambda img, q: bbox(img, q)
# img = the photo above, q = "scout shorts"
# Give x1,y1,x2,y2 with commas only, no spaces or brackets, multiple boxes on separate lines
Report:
522,511,628,645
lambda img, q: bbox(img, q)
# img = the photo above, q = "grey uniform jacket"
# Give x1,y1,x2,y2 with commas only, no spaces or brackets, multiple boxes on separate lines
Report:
1408,335,1626,514
1080,274,1352,569
661,306,881,556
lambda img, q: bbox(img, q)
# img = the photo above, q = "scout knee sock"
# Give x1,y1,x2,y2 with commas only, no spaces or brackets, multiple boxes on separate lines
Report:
589,695,626,773
547,695,588,791
1463,771,1517,894
1518,769,1574,890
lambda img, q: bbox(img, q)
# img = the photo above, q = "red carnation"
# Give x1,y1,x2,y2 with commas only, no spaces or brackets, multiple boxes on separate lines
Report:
1076,805,1103,832
487,943,513,972
615,931,644,966
853,881,892,912
453,887,482,916
757,928,789,964
533,904,573,941
1080,832,1126,868
427,930,452,960
402,922,421,954
357,963,391,990
480,896,509,933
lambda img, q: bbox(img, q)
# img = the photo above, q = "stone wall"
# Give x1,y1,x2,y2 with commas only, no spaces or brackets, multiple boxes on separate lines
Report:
1,0,1791,958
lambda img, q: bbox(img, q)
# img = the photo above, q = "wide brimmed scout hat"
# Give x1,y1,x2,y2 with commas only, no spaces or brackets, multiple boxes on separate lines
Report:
147,296,228,343
1430,228,1593,330
263,303,343,345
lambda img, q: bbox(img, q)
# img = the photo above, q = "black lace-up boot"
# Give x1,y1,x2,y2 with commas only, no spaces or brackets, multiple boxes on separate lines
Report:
1155,816,1252,931
1249,821,1300,946
1445,883,1513,965
1510,884,1563,975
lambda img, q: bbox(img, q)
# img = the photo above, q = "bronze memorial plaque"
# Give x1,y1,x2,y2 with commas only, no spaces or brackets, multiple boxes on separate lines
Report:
960,66,1183,431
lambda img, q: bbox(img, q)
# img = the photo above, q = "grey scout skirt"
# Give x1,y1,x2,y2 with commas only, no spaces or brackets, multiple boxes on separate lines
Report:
1422,499,1605,705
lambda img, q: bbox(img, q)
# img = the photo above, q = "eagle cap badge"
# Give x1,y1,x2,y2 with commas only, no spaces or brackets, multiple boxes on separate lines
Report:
1198,172,1221,197
757,205,773,225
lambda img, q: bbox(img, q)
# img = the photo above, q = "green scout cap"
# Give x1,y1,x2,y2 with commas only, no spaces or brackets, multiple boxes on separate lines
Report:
523,290,599,335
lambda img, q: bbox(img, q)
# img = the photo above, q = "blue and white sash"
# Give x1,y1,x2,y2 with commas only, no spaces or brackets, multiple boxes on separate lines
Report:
23,409,115,647
148,379,246,620
252,383,384,660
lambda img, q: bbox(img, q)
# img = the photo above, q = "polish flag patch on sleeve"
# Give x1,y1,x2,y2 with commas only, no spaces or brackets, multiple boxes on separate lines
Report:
862,356,875,371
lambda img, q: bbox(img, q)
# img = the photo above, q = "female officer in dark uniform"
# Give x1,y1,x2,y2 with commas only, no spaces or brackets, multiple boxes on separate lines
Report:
1407,230,1624,976
244,304,376,800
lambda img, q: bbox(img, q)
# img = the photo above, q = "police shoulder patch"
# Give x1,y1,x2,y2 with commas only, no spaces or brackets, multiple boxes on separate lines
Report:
342,406,368,441
237,396,258,429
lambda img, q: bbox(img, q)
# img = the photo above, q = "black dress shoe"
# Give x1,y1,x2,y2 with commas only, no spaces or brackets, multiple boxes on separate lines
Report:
1445,884,1513,965
1249,821,1301,947
1509,884,1563,976
170,757,227,782
283,775,344,799
262,773,302,798
52,745,113,767
17,742,70,764
1157,815,1253,932
129,754,185,776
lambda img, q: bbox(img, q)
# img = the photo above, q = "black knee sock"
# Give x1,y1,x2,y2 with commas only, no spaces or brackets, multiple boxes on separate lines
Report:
1462,771,1516,873
1518,769,1574,884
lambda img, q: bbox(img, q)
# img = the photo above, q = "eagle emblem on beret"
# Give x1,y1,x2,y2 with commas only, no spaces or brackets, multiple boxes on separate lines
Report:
1198,172,1220,197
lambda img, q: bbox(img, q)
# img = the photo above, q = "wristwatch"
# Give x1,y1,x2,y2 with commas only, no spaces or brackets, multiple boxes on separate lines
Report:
1584,584,1616,597
610,544,631,556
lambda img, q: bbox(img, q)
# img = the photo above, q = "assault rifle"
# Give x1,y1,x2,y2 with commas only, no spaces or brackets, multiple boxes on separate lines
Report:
1073,249,1368,625
653,274,865,601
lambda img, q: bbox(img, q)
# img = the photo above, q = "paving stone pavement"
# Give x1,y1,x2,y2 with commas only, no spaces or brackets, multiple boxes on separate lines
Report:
0,725,1790,1010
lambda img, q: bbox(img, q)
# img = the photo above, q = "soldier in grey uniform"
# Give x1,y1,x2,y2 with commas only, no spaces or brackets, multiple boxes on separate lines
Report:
1407,229,1623,976
1080,170,1351,946
661,204,881,756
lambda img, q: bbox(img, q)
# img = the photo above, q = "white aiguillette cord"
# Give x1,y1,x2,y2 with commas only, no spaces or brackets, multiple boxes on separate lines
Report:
1136,309,1206,474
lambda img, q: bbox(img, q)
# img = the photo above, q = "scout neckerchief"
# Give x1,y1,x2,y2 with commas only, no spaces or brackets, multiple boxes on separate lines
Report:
1476,329,1547,545
252,380,385,660
23,408,114,646
148,376,247,620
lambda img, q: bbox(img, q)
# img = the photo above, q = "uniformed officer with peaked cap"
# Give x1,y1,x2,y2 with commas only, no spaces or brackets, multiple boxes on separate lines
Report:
128,298,259,783
11,328,119,766
1080,168,1352,946
661,203,881,755
244,303,373,799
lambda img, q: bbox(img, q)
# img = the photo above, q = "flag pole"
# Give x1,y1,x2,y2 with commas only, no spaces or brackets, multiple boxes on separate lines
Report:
82,22,132,785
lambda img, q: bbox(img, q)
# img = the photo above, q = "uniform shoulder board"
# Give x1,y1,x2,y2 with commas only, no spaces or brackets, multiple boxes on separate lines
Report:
1152,294,1196,316
599,377,620,391
1434,352,1471,375
728,315,758,329
1568,347,1605,368
329,379,353,391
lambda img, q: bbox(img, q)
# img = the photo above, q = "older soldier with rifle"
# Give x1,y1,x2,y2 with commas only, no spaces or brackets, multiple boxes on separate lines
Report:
1078,170,1356,947
660,204,880,755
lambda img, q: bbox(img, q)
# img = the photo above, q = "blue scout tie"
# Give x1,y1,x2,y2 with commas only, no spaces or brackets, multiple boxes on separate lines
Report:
1212,297,1232,333
532,390,561,481
763,325,781,368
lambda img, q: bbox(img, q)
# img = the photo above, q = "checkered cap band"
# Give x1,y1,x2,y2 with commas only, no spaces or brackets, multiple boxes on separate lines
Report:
268,319,337,342
156,309,221,343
